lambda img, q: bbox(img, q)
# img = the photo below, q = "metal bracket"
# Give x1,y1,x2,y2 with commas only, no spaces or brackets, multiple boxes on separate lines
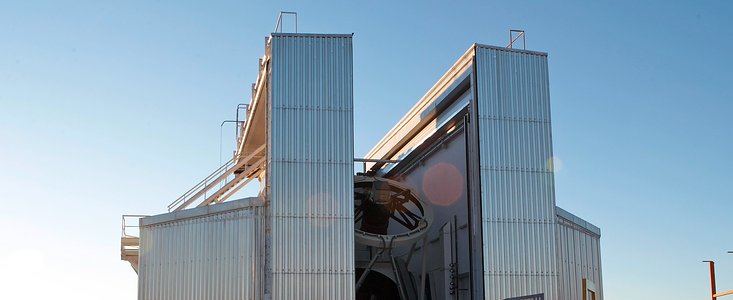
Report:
354,158,401,174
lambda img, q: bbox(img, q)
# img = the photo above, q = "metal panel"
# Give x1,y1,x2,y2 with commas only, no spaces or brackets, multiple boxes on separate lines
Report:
267,33,355,299
556,208,603,300
474,45,559,299
137,198,267,300
395,127,474,298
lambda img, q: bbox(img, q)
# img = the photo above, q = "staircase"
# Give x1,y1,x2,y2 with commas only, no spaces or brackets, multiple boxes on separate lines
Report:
120,138,265,273
167,144,266,211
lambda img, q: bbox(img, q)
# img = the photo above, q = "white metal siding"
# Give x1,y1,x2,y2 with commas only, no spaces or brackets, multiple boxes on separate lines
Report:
556,212,603,300
138,206,267,300
268,33,355,300
474,45,559,299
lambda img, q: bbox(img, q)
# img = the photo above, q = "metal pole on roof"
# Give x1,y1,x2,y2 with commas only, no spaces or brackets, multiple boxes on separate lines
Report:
507,29,526,50
703,260,717,300
274,11,298,33
220,120,243,166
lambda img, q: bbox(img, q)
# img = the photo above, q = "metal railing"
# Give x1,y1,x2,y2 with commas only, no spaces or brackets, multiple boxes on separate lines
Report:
121,214,145,273
167,144,267,212
167,156,237,211
121,215,146,238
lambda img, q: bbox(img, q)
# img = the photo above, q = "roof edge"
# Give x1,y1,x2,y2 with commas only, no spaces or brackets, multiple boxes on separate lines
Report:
556,206,601,237
142,196,265,227
270,33,353,38
475,43,548,56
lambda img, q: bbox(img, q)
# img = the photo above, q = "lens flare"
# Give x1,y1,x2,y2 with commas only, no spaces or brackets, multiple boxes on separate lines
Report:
421,162,463,206
546,156,563,172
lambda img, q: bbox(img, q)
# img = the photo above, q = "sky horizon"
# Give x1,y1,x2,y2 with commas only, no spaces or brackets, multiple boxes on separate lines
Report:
1,1,732,299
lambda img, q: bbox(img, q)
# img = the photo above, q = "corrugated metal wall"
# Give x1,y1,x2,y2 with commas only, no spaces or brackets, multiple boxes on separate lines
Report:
474,45,559,299
138,204,267,300
268,33,355,299
556,210,603,300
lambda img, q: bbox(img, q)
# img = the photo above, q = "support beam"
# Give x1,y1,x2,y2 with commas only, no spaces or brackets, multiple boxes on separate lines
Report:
715,291,733,298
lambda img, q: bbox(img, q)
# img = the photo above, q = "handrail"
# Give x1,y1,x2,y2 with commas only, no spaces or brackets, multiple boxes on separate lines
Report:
121,215,147,237
167,157,236,211
197,156,267,207
169,144,266,212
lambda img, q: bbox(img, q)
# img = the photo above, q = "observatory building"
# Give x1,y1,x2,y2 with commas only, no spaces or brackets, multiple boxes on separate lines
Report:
121,30,602,300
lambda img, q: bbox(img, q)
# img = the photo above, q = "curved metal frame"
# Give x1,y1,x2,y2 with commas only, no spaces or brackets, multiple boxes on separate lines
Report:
353,176,434,249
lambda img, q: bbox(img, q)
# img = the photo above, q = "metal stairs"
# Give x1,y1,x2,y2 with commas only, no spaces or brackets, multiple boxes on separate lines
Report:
167,144,266,212
120,144,266,272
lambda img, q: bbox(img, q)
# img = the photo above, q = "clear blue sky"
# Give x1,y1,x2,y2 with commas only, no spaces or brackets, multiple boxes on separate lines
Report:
1,1,731,299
